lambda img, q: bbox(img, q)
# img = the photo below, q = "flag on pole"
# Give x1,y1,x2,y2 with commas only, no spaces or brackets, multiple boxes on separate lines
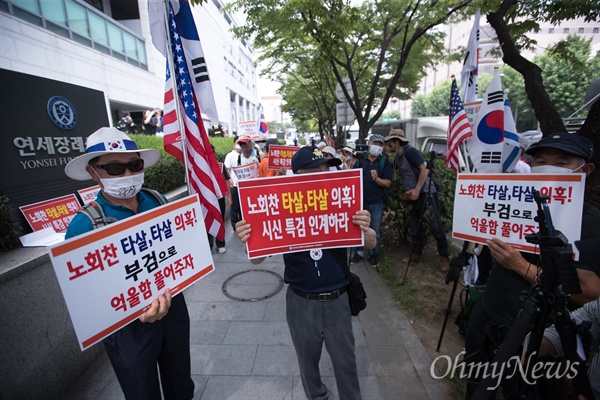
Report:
150,0,228,241
461,9,480,103
502,94,521,172
446,78,473,173
257,104,268,136
467,70,505,173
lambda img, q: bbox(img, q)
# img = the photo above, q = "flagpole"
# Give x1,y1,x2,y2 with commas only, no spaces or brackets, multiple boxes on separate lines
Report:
161,0,192,195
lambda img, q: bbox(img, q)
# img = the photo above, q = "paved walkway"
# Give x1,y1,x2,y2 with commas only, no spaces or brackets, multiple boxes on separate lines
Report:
61,223,448,400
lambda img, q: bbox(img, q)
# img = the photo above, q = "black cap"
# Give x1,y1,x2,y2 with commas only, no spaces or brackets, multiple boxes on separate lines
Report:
121,112,129,117
525,132,594,162
291,146,341,173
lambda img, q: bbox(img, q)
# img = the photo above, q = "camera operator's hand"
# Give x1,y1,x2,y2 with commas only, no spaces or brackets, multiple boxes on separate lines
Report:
487,238,535,282
405,188,420,201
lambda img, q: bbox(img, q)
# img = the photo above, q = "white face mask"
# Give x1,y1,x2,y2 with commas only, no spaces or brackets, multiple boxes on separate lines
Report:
100,173,145,199
531,164,583,174
258,142,266,149
369,145,383,157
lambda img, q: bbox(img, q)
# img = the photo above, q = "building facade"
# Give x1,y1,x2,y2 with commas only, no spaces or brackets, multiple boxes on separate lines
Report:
0,0,259,133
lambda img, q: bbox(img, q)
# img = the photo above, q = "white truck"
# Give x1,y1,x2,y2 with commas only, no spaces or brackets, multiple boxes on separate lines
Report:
348,117,471,172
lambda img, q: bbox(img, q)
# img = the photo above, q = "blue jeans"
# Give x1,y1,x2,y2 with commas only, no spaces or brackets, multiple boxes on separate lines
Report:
354,202,384,258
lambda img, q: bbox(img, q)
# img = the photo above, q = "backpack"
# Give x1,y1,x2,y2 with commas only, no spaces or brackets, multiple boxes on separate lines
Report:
355,156,390,201
78,188,166,229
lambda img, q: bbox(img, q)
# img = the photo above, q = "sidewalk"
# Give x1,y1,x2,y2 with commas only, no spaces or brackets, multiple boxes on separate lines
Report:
61,223,448,400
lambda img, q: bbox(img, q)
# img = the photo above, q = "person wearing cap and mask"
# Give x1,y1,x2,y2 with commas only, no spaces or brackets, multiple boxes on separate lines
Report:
254,134,267,160
235,146,376,400
224,135,260,230
322,146,342,170
464,132,600,399
64,127,194,400
116,112,137,135
349,134,392,268
385,128,451,271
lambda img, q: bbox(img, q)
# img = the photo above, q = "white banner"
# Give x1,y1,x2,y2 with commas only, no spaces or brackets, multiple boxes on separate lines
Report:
452,173,586,258
238,120,258,139
49,195,214,350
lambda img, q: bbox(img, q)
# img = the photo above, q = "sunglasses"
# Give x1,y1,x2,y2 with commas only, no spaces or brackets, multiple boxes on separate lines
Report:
91,159,144,176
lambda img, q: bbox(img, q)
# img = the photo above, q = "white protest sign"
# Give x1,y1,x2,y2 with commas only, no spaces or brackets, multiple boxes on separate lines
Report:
49,194,214,350
77,185,101,205
452,173,585,257
231,162,259,182
238,120,258,139
463,100,482,127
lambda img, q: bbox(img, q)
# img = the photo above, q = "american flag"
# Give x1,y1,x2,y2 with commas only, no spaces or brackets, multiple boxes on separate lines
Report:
158,1,228,241
446,79,473,173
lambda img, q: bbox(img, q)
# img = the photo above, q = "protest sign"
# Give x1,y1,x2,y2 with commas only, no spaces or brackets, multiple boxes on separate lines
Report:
49,194,213,350
77,185,101,205
231,162,259,181
267,145,299,170
452,173,585,256
20,194,81,232
238,169,363,258
238,120,258,139
463,100,482,126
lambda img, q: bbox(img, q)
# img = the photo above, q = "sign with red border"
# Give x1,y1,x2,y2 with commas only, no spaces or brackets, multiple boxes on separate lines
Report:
238,169,363,258
267,145,299,170
19,194,81,232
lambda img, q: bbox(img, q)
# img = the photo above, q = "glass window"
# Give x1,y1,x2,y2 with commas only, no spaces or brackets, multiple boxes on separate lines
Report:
563,28,569,34
548,28,554,34
88,11,108,46
136,38,147,65
123,30,137,59
40,0,67,26
594,28,599,34
66,0,89,37
107,22,124,53
578,28,584,34
12,0,39,14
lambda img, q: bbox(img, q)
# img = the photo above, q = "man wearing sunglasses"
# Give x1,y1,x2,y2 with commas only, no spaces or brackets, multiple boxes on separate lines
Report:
64,127,194,400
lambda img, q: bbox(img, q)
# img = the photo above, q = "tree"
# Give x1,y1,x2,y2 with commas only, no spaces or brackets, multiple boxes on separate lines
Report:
483,0,599,134
381,110,402,120
227,0,477,144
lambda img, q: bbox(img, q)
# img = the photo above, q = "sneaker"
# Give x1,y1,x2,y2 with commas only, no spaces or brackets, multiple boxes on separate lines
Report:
218,247,227,254
368,255,379,268
350,252,363,264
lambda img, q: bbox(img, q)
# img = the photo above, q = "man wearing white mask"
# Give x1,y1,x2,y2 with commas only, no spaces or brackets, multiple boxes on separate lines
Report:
349,134,392,267
64,127,194,400
464,132,600,399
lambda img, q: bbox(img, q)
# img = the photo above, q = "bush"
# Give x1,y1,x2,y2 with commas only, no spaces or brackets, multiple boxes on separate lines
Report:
0,196,23,253
130,135,238,194
383,155,456,244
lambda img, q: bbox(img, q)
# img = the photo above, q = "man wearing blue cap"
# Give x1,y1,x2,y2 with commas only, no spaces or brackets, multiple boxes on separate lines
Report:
236,146,376,400
464,132,600,398
349,134,392,268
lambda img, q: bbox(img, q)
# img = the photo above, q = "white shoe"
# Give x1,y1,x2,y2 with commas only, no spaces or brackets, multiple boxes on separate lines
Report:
218,247,227,254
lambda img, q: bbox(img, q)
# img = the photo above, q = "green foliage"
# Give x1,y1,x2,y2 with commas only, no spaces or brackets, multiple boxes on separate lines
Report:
383,155,456,244
382,110,402,120
0,196,23,253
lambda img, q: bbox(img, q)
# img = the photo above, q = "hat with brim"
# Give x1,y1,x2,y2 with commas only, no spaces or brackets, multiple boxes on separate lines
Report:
292,146,342,173
524,132,594,163
385,128,409,144
322,146,337,157
64,127,160,181
236,134,252,144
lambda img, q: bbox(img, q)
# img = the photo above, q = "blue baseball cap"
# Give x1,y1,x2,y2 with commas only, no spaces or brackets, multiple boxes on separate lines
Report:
292,146,342,173
525,132,594,163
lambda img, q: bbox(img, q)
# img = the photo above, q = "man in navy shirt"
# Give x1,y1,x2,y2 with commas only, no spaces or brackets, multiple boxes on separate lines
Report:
235,146,376,400
350,134,392,268
385,129,450,271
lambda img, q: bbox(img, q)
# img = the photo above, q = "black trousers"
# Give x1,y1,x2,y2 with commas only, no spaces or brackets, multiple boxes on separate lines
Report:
409,192,449,257
103,294,194,400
